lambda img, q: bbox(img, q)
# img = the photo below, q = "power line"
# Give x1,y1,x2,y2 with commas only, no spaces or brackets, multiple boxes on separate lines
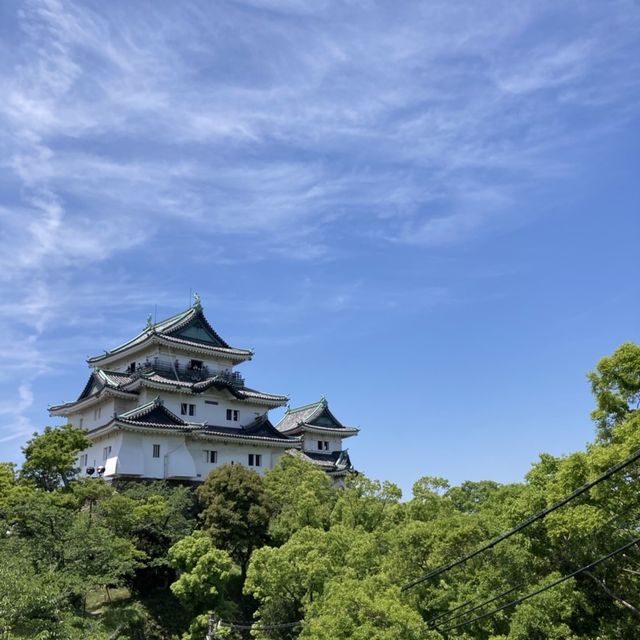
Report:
201,449,640,637
428,506,640,629
437,537,640,634
402,446,640,591
219,619,302,631
206,614,302,636
426,579,526,628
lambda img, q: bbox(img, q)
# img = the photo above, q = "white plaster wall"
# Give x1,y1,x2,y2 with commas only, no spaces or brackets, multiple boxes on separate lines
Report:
78,431,292,481
114,397,137,414
74,399,115,430
57,395,133,429
76,431,121,476
137,388,152,406
116,431,144,475
159,392,265,427
302,434,343,453
186,439,288,479
67,413,81,429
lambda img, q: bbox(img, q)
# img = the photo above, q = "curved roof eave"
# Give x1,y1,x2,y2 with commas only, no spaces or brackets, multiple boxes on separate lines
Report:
87,334,252,367
49,387,138,416
279,423,359,437
120,377,287,407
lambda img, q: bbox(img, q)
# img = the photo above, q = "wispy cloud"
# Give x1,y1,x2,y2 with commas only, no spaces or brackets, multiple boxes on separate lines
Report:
2,0,638,274
0,0,639,448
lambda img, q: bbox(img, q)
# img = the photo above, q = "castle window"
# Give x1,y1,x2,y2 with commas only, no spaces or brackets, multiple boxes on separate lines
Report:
93,407,102,420
79,453,88,467
102,446,111,460
317,440,329,451
248,454,262,467
181,403,196,416
190,359,203,370
128,361,136,373
226,409,239,421
152,444,160,458
204,450,217,463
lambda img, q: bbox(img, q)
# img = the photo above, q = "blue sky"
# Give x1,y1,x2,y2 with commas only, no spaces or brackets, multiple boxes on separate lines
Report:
0,0,639,496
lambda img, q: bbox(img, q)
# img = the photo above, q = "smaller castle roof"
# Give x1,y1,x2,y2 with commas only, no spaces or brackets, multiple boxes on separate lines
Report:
116,397,191,429
287,448,354,475
200,413,296,443
276,398,359,437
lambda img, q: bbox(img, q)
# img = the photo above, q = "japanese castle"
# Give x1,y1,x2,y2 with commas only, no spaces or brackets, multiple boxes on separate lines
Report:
49,297,358,483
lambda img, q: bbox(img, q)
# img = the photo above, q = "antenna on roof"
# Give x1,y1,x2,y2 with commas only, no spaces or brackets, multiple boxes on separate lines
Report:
154,304,157,324
189,288,192,309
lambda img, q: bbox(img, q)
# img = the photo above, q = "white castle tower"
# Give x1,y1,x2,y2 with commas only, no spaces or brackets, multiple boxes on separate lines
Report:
49,296,358,483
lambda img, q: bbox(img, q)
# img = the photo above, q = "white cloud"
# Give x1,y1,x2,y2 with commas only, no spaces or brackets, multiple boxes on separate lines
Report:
0,0,639,447
1,0,637,275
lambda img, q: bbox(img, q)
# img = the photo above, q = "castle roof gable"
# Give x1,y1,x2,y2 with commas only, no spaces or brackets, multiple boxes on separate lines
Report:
87,303,252,366
276,397,358,436
117,397,188,427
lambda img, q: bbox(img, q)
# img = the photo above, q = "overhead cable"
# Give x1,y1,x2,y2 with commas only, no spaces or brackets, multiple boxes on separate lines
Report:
429,505,640,628
219,619,302,631
426,580,526,628
437,536,640,633
402,446,640,591
207,614,302,633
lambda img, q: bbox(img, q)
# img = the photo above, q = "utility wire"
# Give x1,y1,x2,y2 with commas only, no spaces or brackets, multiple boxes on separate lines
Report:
402,446,640,591
218,619,302,631
202,452,640,637
437,537,640,633
426,580,526,628
429,505,640,629
207,614,302,635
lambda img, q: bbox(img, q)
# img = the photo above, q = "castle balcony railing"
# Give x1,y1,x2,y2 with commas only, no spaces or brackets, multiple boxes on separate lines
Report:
128,358,245,387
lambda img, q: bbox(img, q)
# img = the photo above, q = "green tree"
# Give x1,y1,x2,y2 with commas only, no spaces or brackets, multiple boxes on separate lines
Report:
446,479,501,514
588,342,640,440
0,462,16,514
63,514,143,597
330,475,402,532
198,464,272,578
5,485,78,567
503,577,582,640
301,577,435,640
100,481,198,592
264,453,336,543
0,537,77,639
245,523,392,637
519,413,640,637
409,475,451,521
4,481,142,618
20,424,89,490
168,531,239,640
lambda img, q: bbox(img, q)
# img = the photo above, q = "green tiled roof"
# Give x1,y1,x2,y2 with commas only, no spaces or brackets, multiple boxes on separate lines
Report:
87,304,252,364
276,397,358,435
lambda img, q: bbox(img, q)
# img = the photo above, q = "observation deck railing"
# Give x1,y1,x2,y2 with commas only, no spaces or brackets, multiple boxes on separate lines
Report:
128,358,245,386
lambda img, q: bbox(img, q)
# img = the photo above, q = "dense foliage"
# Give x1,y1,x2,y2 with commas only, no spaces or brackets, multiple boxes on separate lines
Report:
1,343,639,639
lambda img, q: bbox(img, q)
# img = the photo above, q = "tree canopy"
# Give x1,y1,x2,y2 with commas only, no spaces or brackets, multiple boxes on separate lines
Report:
20,424,89,490
197,463,273,579
588,342,640,439
2,343,640,639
